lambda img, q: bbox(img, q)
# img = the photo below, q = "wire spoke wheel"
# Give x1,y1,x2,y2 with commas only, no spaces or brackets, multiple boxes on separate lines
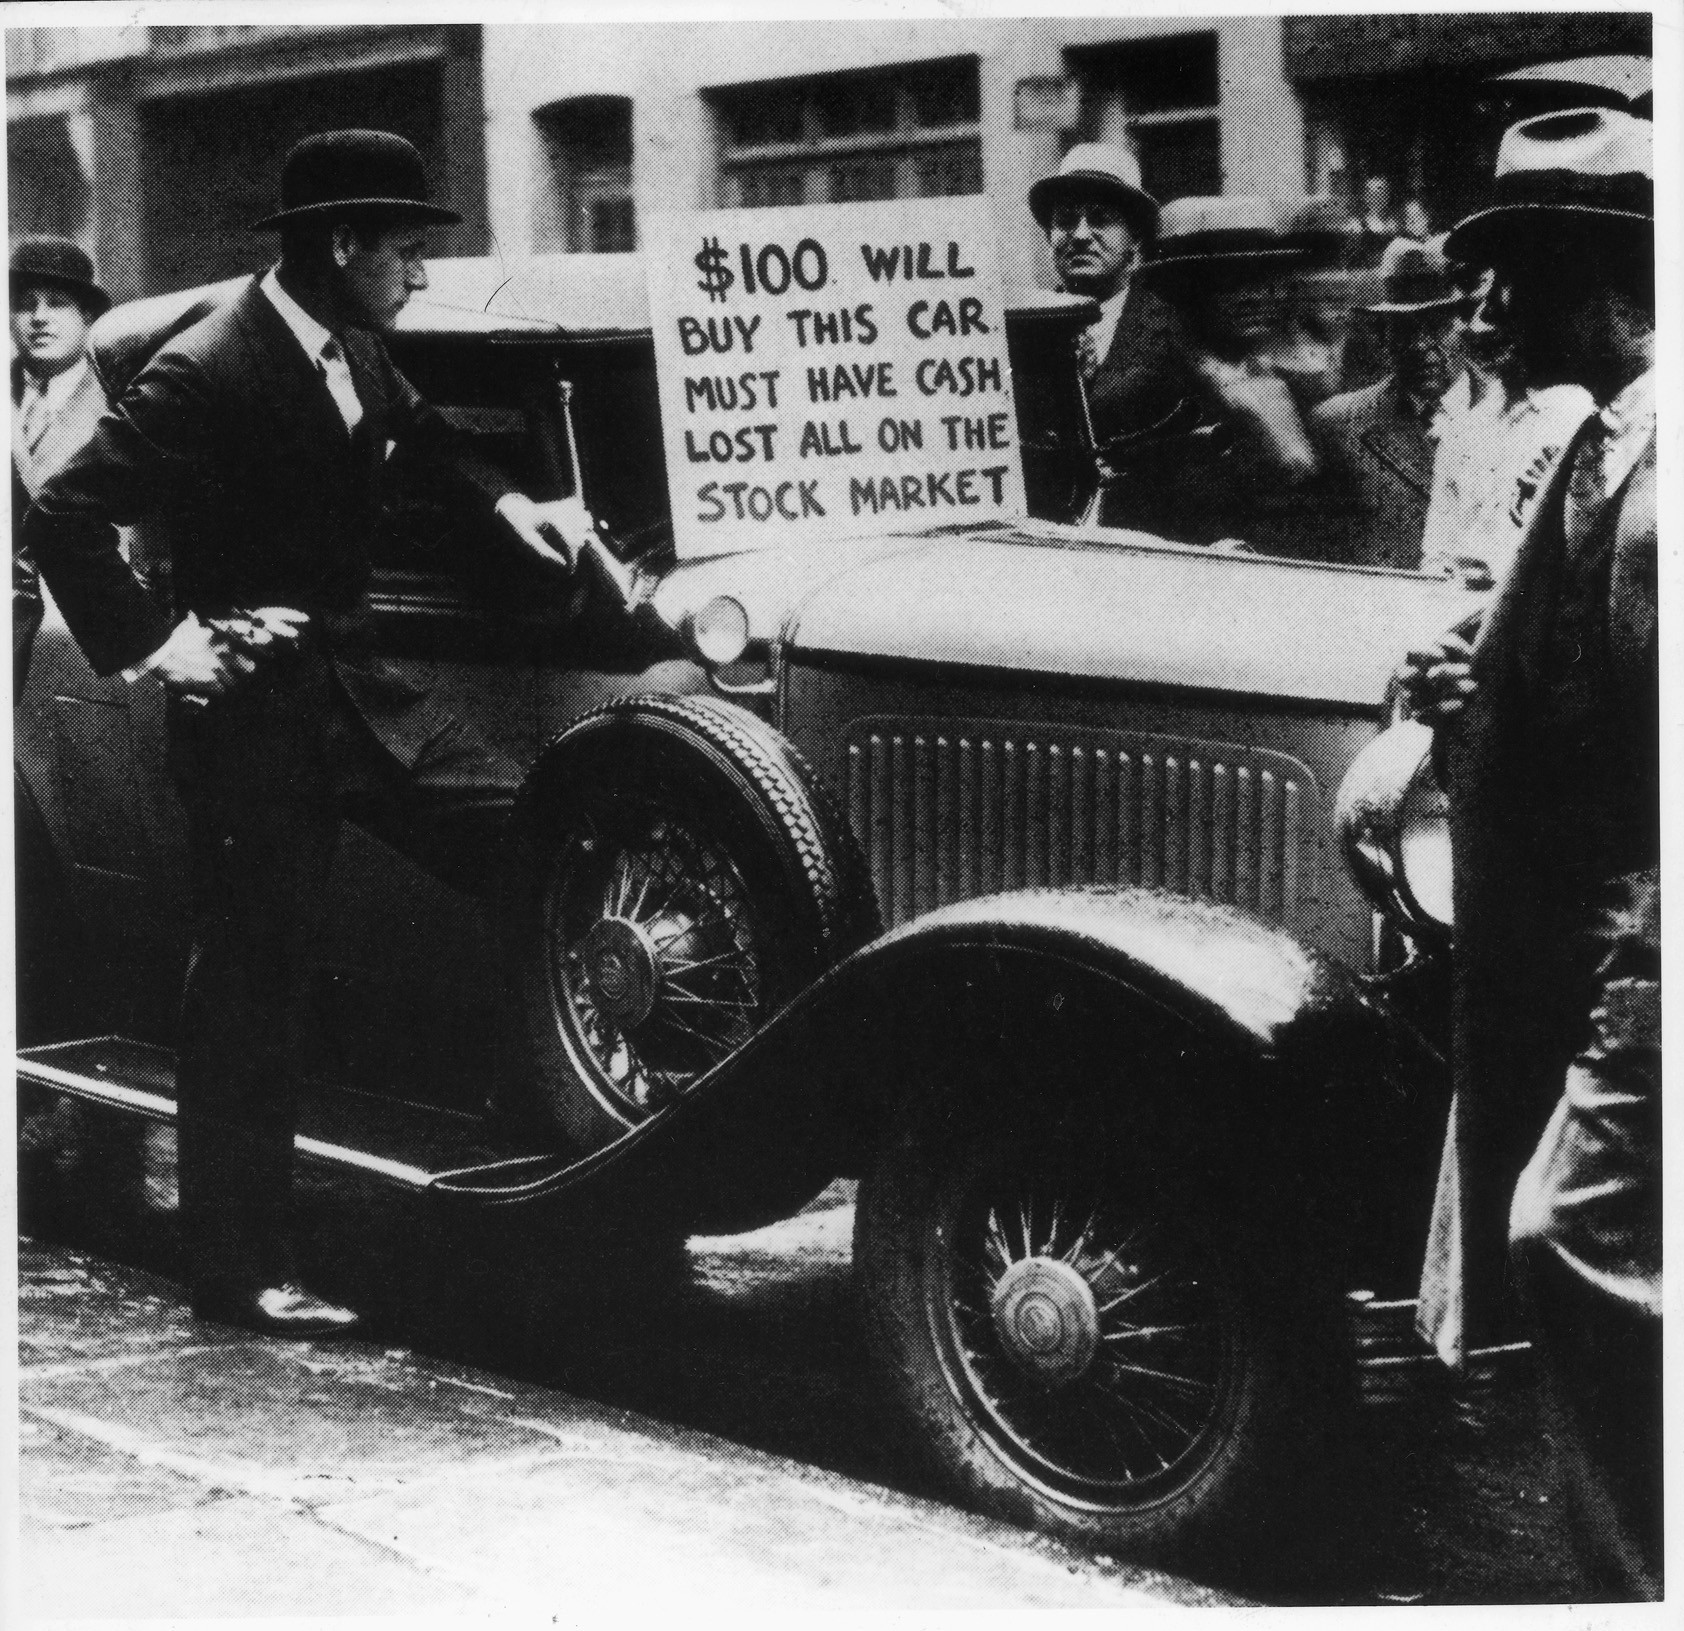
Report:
507,694,880,1159
934,1153,1235,1505
859,1099,1355,1575
544,804,765,1122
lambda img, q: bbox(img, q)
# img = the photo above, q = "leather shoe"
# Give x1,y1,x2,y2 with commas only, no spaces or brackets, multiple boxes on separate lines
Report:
194,1283,362,1338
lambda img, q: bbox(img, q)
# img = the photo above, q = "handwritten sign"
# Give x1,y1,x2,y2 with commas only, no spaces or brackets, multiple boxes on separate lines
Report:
645,195,1026,559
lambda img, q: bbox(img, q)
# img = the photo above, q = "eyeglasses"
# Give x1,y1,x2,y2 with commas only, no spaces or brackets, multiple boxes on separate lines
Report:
1049,202,1126,234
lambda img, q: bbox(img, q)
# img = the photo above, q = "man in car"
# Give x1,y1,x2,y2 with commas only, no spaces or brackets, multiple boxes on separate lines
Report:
1101,194,1321,550
1400,107,1657,1598
11,236,111,693
22,130,596,1339
1308,235,1469,570
1026,143,1178,449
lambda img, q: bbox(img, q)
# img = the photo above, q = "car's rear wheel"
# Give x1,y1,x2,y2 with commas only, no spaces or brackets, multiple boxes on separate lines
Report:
856,1098,1355,1582
506,694,878,1153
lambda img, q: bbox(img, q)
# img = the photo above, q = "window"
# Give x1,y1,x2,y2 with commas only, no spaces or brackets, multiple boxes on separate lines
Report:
712,58,982,209
1068,34,1222,202
534,96,635,253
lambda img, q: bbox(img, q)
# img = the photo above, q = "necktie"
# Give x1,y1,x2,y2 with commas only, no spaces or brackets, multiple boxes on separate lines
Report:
19,380,51,455
318,337,364,432
1076,322,1101,383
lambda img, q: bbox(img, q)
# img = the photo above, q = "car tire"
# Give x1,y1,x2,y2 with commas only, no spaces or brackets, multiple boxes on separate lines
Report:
855,1095,1357,1584
505,693,879,1152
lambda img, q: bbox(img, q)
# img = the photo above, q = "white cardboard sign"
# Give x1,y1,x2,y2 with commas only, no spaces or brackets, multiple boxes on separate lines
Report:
645,195,1026,559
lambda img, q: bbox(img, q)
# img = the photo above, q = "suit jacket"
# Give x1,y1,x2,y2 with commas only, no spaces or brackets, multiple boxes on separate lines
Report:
22,277,516,766
13,357,110,692
1082,280,1185,451
1307,376,1435,570
1441,420,1657,1338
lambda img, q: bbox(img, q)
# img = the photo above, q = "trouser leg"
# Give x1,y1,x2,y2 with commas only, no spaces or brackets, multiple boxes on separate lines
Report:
173,688,341,1301
1514,1242,1662,1598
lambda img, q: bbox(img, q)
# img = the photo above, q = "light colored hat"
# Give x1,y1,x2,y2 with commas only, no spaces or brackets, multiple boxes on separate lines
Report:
1446,106,1651,263
1144,195,1303,276
1028,143,1160,242
1361,236,1464,315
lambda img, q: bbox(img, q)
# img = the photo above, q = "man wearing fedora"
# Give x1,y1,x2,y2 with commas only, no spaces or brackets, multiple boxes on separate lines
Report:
1400,107,1657,1597
1307,234,1470,570
1027,143,1180,450
11,236,112,694
1102,195,1321,549
23,130,595,1339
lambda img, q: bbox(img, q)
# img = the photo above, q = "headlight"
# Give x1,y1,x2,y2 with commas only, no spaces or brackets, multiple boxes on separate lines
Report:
1335,720,1453,940
688,595,750,667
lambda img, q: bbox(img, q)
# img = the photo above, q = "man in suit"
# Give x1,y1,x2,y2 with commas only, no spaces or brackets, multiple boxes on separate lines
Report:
23,130,595,1339
1309,235,1469,570
11,236,112,693
1026,143,1180,452
1400,108,1657,1597
1102,195,1321,550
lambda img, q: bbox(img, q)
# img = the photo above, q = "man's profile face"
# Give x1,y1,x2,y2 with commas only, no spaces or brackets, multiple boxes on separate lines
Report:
10,284,93,376
1048,194,1137,301
338,224,430,331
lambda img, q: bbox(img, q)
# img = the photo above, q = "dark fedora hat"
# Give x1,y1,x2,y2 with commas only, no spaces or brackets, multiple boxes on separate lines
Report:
9,235,111,317
252,129,461,231
1143,195,1304,278
1360,234,1465,316
1446,106,1651,264
1028,143,1160,243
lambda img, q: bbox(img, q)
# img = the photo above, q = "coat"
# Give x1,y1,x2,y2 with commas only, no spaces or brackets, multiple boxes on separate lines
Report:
1081,279,1185,451
1307,376,1436,570
12,357,109,692
21,277,517,767
1440,417,1658,1340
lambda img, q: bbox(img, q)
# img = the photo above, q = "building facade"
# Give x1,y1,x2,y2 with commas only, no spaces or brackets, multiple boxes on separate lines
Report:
6,14,1651,302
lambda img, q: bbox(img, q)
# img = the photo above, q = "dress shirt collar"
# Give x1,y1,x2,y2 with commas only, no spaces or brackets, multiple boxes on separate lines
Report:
18,355,89,412
260,266,340,367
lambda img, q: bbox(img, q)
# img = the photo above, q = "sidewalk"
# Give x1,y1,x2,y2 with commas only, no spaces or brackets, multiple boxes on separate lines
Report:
16,1233,1235,1617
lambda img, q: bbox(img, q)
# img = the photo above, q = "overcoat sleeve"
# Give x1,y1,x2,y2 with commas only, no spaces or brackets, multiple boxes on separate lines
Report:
20,351,206,674
381,354,519,507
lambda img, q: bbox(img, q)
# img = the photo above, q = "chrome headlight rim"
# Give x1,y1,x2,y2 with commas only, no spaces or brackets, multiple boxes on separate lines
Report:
1335,719,1453,943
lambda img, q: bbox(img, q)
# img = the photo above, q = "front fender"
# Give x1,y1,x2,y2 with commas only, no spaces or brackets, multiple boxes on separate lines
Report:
468,888,1446,1261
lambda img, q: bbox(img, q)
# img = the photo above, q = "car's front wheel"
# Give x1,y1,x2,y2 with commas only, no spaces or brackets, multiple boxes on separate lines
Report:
855,1099,1355,1581
505,694,878,1153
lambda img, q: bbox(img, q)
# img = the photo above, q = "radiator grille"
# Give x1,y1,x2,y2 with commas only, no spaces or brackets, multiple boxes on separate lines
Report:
843,718,1322,929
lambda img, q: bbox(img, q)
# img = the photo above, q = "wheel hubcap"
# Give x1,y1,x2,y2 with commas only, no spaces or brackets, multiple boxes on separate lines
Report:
990,1256,1100,1387
579,917,659,1027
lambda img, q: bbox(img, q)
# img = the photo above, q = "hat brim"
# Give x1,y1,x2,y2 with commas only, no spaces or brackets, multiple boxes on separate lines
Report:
1360,294,1467,316
1029,172,1160,241
8,269,112,317
1444,201,1650,265
1144,246,1304,276
251,197,462,231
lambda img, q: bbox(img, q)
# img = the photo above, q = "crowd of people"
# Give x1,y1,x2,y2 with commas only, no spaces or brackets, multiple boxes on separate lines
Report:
11,83,1660,1601
1030,138,1602,583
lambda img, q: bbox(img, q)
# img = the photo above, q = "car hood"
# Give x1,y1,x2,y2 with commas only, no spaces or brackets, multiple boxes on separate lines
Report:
658,523,1481,710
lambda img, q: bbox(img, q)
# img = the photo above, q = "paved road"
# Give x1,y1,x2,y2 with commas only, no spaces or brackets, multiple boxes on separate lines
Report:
15,1101,1598,1613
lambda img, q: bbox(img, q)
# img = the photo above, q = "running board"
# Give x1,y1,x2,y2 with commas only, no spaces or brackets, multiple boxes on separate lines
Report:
16,1036,577,1200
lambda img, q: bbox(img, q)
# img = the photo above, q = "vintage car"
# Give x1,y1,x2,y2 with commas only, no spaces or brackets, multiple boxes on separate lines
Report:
16,252,1476,1580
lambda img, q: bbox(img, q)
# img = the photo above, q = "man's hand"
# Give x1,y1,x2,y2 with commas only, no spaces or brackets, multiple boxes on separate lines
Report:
135,608,309,702
1194,355,1318,482
1398,629,1478,727
495,493,596,571
135,614,253,700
